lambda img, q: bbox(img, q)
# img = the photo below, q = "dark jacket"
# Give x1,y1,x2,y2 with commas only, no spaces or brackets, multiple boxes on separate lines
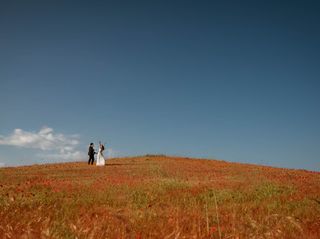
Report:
88,146,95,157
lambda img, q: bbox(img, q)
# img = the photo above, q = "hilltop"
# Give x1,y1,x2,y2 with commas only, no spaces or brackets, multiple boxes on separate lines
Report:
0,156,319,238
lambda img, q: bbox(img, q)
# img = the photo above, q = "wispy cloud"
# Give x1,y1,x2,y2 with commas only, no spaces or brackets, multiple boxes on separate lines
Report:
105,148,118,158
37,151,83,161
0,127,82,161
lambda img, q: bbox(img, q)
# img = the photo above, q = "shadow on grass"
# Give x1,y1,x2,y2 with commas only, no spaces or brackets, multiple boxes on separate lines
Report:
105,163,134,166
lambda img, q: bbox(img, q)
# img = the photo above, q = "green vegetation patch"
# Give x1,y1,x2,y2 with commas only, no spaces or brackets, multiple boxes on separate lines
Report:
253,182,295,201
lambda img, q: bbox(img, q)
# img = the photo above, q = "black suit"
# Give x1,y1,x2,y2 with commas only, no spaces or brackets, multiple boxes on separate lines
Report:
88,146,95,165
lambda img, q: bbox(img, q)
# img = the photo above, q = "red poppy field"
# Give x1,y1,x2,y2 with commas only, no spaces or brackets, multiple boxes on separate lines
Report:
0,156,319,238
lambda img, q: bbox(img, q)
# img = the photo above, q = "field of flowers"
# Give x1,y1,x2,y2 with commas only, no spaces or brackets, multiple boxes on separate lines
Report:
0,156,319,238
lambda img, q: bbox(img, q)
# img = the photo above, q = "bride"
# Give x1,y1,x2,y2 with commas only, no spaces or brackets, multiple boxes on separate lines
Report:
96,142,105,166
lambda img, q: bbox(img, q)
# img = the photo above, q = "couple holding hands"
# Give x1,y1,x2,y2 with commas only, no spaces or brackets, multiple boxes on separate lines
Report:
88,142,106,166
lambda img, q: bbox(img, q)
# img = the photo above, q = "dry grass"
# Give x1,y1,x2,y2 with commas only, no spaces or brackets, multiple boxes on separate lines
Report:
0,156,319,238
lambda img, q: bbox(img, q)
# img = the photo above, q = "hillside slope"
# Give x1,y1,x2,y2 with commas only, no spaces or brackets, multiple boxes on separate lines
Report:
0,156,319,238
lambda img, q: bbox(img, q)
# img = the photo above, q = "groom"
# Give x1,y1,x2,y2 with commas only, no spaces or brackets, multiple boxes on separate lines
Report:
88,143,96,165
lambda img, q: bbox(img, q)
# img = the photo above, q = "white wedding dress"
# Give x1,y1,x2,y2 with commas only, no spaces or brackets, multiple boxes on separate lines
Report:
96,148,105,166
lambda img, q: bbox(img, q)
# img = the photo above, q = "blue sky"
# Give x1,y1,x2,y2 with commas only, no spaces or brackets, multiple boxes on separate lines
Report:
0,0,319,171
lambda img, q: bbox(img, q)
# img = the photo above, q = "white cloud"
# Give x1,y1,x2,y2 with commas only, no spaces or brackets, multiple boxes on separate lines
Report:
37,151,83,162
0,162,5,167
0,127,79,150
0,127,82,161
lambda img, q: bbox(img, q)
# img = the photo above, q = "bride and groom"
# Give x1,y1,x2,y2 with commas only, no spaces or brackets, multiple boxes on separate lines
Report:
88,142,106,166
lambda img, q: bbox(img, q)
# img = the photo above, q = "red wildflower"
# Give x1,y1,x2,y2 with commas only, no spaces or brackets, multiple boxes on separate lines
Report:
210,226,217,234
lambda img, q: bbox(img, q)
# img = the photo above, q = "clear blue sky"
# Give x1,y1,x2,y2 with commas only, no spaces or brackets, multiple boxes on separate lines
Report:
0,0,319,171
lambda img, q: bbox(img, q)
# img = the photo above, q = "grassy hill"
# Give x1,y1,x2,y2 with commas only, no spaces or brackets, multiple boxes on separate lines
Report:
0,156,319,238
